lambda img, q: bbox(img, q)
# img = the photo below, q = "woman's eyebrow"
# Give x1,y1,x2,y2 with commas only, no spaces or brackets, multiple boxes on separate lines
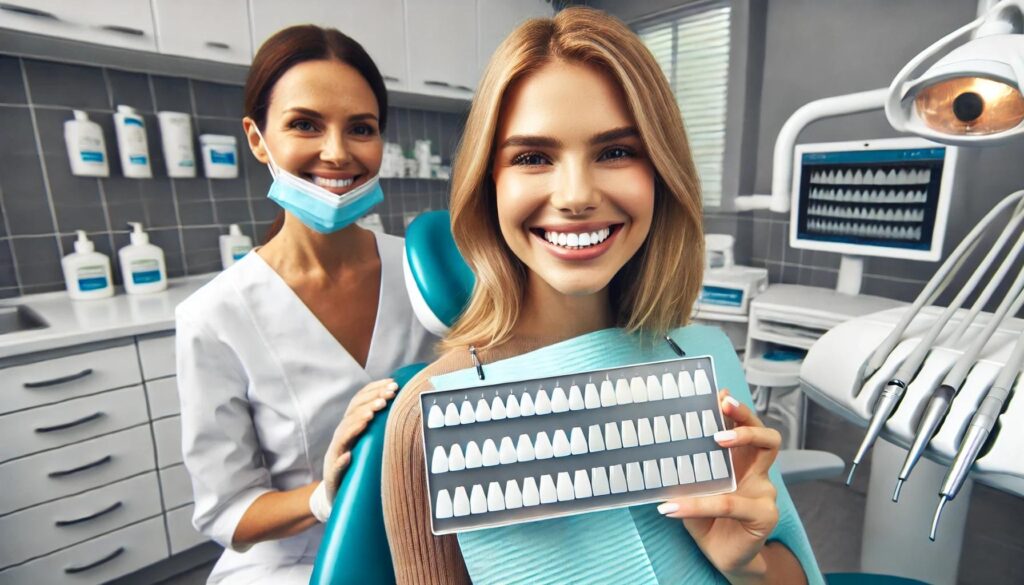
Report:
283,107,324,119
349,113,379,123
590,126,638,145
499,135,563,149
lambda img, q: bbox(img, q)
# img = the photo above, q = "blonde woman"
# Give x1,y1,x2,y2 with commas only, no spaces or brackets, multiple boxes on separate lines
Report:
382,8,815,584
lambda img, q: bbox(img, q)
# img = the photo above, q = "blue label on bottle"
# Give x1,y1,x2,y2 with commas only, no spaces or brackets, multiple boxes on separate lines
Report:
132,270,162,284
699,285,743,307
80,151,104,162
210,150,236,165
124,118,144,127
129,155,148,165
78,276,109,291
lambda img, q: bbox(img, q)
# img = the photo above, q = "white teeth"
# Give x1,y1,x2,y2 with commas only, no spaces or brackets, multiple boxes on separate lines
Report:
312,176,355,189
541,227,611,249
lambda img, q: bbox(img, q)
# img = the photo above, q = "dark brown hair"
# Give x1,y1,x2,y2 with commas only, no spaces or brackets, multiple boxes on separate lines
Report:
245,25,388,242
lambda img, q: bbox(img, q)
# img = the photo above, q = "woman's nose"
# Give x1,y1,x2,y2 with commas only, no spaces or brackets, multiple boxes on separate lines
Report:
550,162,601,215
320,131,352,165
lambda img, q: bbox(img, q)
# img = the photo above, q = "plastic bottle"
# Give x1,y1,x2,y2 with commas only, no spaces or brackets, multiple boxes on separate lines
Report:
64,111,109,177
118,222,167,294
61,230,114,300
219,224,253,269
157,111,196,178
200,134,239,179
114,105,152,179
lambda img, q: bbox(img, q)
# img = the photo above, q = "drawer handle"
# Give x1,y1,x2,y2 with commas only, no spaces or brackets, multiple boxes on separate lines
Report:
99,24,145,36
0,3,57,19
35,411,105,434
205,41,230,50
55,501,123,527
49,454,112,478
64,546,125,574
24,368,94,388
424,80,472,93
384,75,401,83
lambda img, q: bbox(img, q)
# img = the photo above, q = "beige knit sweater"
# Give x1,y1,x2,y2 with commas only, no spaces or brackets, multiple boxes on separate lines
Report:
381,337,561,585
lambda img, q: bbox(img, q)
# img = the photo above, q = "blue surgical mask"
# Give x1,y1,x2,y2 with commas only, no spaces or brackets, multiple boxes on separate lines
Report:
255,127,384,234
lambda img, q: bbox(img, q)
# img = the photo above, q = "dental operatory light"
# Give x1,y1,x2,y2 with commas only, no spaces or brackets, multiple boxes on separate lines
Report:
886,0,1024,145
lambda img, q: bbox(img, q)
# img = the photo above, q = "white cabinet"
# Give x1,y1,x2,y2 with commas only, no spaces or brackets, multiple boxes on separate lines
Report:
166,504,206,554
248,0,408,89
153,0,252,65
0,0,157,51
476,0,552,75
405,0,477,98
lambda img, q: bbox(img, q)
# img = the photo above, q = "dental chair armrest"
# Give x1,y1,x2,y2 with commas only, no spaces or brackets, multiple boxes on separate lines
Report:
777,450,845,484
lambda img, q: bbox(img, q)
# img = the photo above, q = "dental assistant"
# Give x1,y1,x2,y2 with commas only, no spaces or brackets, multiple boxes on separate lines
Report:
175,25,435,584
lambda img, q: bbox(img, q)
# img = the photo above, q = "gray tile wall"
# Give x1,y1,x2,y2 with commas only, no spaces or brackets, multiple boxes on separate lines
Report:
0,55,463,298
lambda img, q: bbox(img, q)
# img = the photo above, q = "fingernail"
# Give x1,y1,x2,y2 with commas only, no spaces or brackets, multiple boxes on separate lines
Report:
724,396,741,409
373,398,386,408
714,430,737,442
657,502,679,515
388,382,399,390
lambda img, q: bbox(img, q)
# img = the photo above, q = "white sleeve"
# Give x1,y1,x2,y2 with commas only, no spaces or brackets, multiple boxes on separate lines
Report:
175,310,272,552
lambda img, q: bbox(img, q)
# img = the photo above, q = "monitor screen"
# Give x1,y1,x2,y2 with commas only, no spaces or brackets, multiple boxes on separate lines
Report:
789,138,956,262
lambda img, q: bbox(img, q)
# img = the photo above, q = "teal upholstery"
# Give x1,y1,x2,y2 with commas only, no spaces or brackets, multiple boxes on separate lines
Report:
826,574,931,585
404,210,475,329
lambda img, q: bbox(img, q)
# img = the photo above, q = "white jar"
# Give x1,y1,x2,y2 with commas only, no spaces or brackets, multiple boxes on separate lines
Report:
200,134,239,179
157,111,197,178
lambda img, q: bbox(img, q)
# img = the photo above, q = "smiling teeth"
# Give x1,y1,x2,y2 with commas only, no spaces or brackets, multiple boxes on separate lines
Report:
312,176,354,189
544,228,611,249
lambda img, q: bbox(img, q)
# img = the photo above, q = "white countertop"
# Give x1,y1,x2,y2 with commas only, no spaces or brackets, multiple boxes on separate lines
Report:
0,273,217,360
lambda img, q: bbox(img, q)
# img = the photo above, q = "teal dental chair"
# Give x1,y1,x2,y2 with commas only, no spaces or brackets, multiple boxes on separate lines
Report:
310,211,926,585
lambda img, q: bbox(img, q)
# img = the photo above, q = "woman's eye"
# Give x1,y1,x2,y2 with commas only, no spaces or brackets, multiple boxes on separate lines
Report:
598,146,635,161
290,119,317,132
511,152,550,166
351,124,378,136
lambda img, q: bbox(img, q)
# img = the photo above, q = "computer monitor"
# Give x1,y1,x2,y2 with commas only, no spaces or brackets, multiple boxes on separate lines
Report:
789,137,957,293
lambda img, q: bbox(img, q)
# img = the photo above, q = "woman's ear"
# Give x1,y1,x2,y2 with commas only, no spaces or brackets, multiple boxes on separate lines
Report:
242,117,269,164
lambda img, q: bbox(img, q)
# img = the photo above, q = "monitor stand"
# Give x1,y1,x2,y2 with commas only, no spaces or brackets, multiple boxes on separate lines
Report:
836,255,864,295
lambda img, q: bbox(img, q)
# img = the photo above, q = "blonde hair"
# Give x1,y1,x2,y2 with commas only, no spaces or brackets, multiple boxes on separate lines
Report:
444,6,704,350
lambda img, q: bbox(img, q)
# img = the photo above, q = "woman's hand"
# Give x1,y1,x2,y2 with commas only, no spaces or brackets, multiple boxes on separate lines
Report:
322,378,400,500
657,390,783,584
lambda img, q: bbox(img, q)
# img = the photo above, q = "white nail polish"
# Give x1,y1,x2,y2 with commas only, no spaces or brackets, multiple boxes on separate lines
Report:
657,502,679,515
615,378,633,405
591,467,610,496
568,384,585,410
662,373,680,399
584,382,601,409
646,375,663,400
588,424,605,452
428,405,445,429
499,436,517,464
600,380,616,407
551,386,569,413
570,427,588,455
431,446,448,474
481,439,499,466
435,489,453,519
653,416,670,443
552,429,571,457
464,441,482,468
714,429,736,443
535,389,552,415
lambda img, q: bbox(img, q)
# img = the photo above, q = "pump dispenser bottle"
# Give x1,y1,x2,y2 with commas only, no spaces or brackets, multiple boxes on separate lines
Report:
114,105,152,178
62,231,114,300
119,222,167,294
64,111,109,177
220,224,252,269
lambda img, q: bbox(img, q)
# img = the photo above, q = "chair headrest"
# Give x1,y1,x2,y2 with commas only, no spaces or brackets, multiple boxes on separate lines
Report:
402,211,475,336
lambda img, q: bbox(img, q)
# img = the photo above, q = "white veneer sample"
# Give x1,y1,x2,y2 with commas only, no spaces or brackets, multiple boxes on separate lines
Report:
470,484,487,514
710,450,729,480
660,457,679,486
435,489,453,519
621,420,639,448
431,446,449,474
574,469,593,499
686,412,703,439
637,418,654,446
693,452,712,482
428,405,445,428
677,455,696,484
653,416,670,443
643,459,662,489
453,486,470,516
557,472,575,502
584,383,601,409
568,385,585,410
551,386,570,413
591,467,611,496
534,432,553,459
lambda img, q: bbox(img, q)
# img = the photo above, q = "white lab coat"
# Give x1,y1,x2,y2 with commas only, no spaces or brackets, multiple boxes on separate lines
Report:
175,231,436,584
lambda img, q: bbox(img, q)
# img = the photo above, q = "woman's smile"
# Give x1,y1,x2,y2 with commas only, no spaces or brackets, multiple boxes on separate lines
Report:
529,223,624,261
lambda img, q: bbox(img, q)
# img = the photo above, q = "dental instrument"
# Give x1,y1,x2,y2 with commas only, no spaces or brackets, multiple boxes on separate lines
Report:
893,282,1024,501
847,191,1024,485
930,327,1024,540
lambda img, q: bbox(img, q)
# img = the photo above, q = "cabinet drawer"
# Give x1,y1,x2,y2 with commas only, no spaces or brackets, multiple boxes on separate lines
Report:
2,344,142,416
0,386,148,463
0,472,162,569
137,334,175,380
0,425,155,515
152,0,252,65
166,504,208,555
153,416,183,468
0,516,167,585
0,1,158,52
159,464,194,510
146,376,180,419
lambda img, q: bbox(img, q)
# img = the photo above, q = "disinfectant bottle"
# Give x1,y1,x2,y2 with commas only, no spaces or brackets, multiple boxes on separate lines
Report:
62,230,114,300
220,224,253,269
119,222,167,294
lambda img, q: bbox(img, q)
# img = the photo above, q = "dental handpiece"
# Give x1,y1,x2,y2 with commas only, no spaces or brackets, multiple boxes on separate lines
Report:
930,329,1024,541
894,284,1024,501
863,191,1024,379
